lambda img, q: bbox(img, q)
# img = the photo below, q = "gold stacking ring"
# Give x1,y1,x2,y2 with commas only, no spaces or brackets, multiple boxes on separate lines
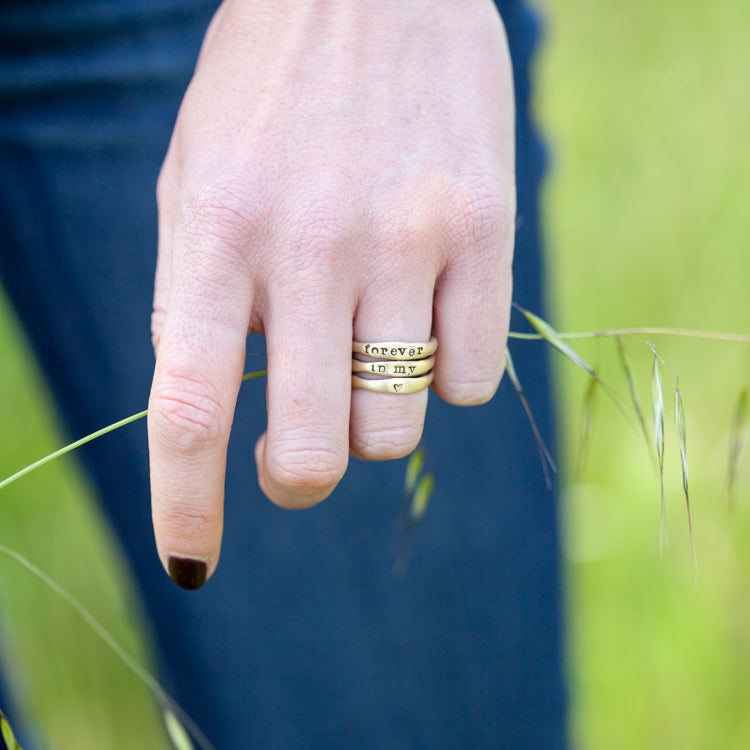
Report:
352,336,436,394
351,372,434,395
351,354,435,378
352,336,438,361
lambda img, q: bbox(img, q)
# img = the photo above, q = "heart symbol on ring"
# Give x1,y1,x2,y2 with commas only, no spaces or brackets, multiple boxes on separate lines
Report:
393,383,403,392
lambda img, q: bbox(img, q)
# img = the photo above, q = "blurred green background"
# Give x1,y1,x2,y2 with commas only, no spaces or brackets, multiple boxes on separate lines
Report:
1,0,750,747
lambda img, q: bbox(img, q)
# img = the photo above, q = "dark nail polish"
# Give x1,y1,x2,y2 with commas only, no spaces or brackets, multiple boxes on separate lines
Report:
168,555,207,591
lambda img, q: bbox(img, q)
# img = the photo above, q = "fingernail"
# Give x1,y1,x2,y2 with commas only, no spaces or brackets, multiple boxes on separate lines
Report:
167,555,208,591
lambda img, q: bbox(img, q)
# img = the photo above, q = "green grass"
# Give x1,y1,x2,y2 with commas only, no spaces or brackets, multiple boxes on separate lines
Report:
0,291,168,749
1,0,750,746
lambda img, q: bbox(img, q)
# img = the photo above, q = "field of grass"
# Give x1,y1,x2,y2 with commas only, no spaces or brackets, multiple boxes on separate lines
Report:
1,0,750,747
536,0,750,747
0,290,167,747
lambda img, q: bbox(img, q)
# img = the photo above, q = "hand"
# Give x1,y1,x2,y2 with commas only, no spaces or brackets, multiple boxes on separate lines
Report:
148,0,516,588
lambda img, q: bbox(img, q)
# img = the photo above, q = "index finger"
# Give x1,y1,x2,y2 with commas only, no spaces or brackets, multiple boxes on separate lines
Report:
148,228,253,589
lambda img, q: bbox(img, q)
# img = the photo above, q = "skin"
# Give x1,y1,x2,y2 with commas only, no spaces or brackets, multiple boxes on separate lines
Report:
148,0,516,584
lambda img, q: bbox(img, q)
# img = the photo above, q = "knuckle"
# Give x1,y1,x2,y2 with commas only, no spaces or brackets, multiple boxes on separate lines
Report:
436,373,501,407
265,442,347,495
377,207,439,271
178,179,264,251
445,175,515,249
380,200,428,248
150,373,228,452
154,503,219,539
351,424,422,461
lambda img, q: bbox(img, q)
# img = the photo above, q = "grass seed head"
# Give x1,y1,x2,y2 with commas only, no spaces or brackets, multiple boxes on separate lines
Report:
651,352,667,553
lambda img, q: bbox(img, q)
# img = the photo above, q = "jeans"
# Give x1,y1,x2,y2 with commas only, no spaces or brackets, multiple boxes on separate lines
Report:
0,1,565,747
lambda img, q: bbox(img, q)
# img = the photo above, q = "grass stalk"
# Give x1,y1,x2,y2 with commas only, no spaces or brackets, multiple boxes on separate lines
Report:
0,545,214,750
509,327,750,343
0,371,266,495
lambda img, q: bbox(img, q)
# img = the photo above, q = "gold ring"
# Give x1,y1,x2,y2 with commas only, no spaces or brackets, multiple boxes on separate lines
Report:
352,336,438,361
352,355,435,377
351,371,434,395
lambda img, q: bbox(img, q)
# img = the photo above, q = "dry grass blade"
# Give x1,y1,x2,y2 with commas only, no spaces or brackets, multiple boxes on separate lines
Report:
505,348,557,489
516,306,596,378
651,353,667,554
675,388,698,580
1,710,23,750
577,374,598,480
615,336,651,455
728,386,748,507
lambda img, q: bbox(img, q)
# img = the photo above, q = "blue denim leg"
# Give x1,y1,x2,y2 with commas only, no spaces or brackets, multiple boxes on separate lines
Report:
0,1,565,748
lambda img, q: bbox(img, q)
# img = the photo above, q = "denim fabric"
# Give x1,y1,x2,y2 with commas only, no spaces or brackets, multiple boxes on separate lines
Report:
0,1,565,747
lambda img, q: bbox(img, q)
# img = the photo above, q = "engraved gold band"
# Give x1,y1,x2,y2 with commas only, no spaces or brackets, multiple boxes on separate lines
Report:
352,336,438,361
351,355,435,378
351,371,434,395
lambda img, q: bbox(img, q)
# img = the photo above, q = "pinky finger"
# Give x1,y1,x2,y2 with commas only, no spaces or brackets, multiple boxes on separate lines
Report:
431,250,513,406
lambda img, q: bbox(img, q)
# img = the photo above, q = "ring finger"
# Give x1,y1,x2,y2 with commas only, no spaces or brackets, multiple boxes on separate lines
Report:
349,269,436,461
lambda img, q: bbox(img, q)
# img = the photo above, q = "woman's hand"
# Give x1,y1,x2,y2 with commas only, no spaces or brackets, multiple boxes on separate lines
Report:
148,0,516,587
